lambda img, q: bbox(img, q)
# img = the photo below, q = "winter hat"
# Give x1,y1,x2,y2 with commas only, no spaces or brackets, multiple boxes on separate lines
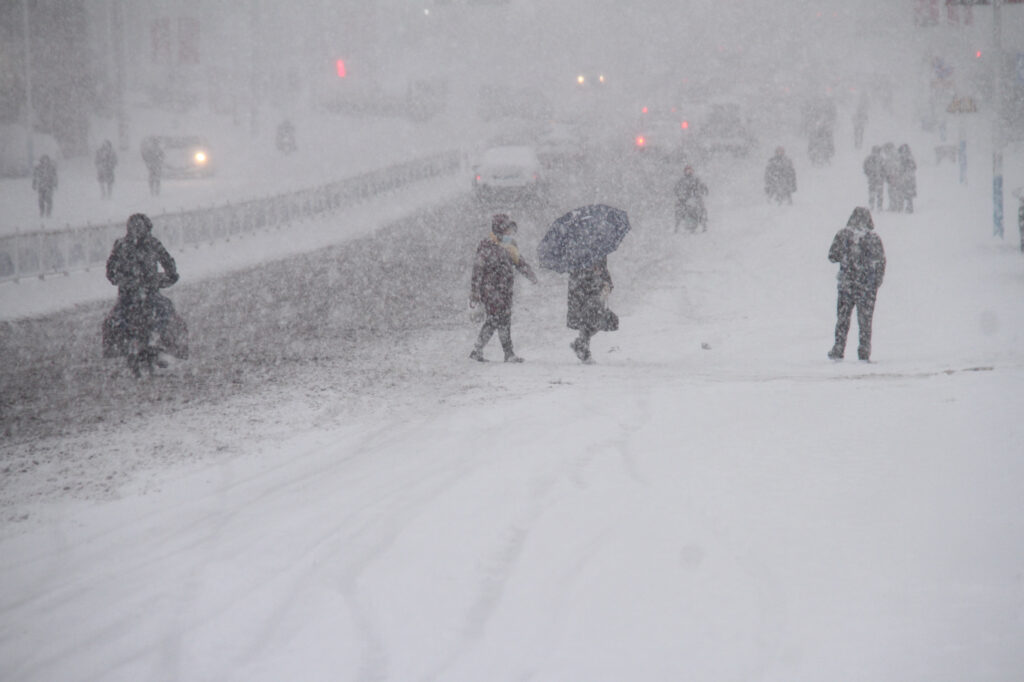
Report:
847,206,874,231
491,213,516,236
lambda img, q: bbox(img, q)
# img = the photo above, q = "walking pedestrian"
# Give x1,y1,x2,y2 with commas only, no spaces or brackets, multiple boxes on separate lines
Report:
568,255,618,364
863,146,885,212
894,143,917,213
95,139,118,199
31,154,58,218
468,214,538,363
828,207,886,362
141,137,164,196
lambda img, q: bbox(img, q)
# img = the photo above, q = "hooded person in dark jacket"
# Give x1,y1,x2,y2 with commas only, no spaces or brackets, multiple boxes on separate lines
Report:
828,207,886,361
568,255,617,364
104,213,187,367
469,214,538,363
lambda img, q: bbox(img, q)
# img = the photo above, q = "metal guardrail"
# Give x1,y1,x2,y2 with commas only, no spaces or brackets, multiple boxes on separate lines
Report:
0,150,461,283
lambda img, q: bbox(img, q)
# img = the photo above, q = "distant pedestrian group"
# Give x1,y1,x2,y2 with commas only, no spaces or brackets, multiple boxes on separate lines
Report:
864,142,916,213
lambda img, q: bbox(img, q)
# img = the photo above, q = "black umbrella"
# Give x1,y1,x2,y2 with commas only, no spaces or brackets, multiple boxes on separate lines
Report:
537,204,631,273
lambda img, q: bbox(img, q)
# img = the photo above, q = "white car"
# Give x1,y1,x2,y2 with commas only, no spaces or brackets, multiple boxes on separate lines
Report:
472,145,547,205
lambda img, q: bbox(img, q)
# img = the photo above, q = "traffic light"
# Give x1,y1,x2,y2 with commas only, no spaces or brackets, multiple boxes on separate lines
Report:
335,59,346,78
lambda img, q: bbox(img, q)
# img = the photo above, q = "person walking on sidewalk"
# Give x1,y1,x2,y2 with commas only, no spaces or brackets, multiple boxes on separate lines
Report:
141,137,164,196
828,207,886,362
469,214,538,363
32,154,58,218
95,139,118,199
863,145,885,212
568,255,618,364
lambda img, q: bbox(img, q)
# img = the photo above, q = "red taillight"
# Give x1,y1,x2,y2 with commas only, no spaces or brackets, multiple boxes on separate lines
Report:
475,174,481,182
635,136,645,147
335,59,346,78
681,120,689,130
641,106,648,114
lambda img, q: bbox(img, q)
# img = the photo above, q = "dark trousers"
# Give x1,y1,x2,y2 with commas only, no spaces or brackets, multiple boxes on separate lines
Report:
37,189,53,217
474,312,514,358
833,287,877,360
867,182,884,212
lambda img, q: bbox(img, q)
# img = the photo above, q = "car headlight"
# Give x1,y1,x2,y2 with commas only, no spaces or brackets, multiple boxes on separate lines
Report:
193,151,208,165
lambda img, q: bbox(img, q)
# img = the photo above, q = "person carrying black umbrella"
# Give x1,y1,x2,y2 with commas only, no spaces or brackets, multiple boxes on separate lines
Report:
469,214,538,363
568,255,617,364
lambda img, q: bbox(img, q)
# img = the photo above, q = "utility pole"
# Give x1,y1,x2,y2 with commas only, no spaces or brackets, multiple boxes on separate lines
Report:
992,0,1004,238
21,0,35,174
249,0,260,137
111,0,129,152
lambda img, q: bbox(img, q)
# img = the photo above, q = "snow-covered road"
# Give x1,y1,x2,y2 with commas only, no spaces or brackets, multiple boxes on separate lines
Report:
2,114,1024,681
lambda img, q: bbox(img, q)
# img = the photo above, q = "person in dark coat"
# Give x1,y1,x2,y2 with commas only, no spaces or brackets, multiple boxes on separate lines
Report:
828,207,886,362
95,139,118,199
469,214,538,363
31,154,58,217
673,165,709,232
894,143,917,213
764,146,797,204
863,146,885,212
141,137,164,196
104,213,186,367
880,142,899,211
568,255,618,364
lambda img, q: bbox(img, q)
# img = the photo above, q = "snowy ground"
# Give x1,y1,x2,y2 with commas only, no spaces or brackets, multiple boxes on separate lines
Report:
1,104,1023,681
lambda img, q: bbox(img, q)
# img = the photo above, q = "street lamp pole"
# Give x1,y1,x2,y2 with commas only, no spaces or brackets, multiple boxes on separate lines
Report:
21,0,35,174
992,0,1004,238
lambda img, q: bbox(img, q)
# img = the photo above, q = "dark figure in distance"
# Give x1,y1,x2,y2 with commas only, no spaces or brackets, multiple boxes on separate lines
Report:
893,143,917,213
469,214,538,363
852,97,868,150
828,207,886,362
880,142,899,211
276,119,297,154
568,255,618,364
863,146,885,212
95,139,118,199
32,154,58,218
141,137,164,196
764,146,797,205
673,165,709,232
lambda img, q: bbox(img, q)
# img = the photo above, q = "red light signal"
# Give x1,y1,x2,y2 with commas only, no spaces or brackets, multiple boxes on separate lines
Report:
635,136,646,147
681,120,689,130
975,50,982,58
335,59,347,78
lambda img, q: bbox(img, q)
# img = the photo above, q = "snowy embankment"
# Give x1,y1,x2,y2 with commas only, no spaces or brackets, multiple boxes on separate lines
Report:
1,124,1023,681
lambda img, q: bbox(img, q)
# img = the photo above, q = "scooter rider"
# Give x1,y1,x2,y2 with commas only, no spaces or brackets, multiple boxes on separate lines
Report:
673,165,709,232
104,213,180,373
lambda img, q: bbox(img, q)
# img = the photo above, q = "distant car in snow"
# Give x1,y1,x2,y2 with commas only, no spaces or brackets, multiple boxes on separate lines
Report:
694,102,756,157
472,145,547,206
143,135,215,178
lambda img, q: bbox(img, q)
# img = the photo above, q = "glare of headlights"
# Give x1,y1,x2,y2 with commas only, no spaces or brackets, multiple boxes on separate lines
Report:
194,151,207,164
577,75,585,85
